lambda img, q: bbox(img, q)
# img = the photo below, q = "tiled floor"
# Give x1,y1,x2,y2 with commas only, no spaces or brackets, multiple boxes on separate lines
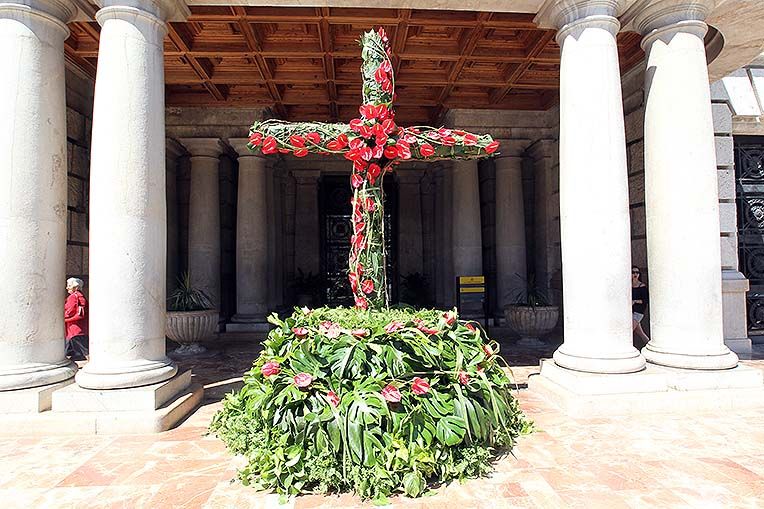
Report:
2,339,763,508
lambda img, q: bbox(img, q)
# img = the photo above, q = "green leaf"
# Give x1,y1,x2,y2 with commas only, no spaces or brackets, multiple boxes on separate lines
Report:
436,416,467,446
402,471,425,497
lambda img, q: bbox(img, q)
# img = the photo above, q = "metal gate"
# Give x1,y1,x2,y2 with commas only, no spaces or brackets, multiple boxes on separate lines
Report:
734,136,764,335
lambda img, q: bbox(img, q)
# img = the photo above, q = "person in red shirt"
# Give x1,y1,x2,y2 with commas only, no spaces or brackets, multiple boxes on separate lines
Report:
64,278,89,361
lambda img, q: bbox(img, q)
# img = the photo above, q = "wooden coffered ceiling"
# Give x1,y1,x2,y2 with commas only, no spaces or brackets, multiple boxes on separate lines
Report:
65,6,645,125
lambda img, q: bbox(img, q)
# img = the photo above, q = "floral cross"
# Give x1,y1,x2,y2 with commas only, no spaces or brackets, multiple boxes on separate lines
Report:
247,28,499,310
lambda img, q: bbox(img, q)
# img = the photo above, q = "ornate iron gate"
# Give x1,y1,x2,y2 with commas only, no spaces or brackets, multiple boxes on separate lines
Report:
319,175,397,306
734,136,764,334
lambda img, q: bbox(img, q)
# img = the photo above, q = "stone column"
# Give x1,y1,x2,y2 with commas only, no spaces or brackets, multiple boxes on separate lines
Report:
293,171,321,275
536,0,645,373
179,138,223,310
626,0,738,369
397,171,424,278
77,0,189,389
495,155,527,310
229,139,269,329
0,0,78,392
451,160,483,277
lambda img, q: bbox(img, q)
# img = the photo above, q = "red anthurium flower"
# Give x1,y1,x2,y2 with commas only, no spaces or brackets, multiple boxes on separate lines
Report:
419,143,435,157
417,323,439,335
381,59,392,73
438,128,452,136
381,80,393,93
351,328,369,337
463,133,478,146
293,148,309,158
344,149,361,162
384,320,405,334
327,390,340,407
441,136,456,146
396,141,411,160
327,140,343,151
289,135,305,147
375,133,388,147
348,271,358,292
403,134,417,144
356,263,364,276
359,125,373,139
466,323,477,332
351,173,364,189
319,321,342,339
360,147,373,161
377,104,389,120
374,66,387,84
381,118,396,134
485,140,500,154
292,326,309,339
365,197,376,212
361,279,374,294
337,133,348,145
261,136,278,154
248,132,263,146
354,295,368,310
349,137,365,150
443,310,457,327
306,132,321,144
383,145,398,159
368,164,381,184
381,384,401,403
293,372,313,388
353,160,368,173
377,27,389,42
261,361,280,377
354,221,366,234
411,377,431,396
371,145,383,159
350,118,364,132
458,371,470,385
278,148,289,154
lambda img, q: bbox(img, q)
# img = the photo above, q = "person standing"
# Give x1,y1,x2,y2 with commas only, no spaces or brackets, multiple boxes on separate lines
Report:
64,278,89,361
631,266,650,348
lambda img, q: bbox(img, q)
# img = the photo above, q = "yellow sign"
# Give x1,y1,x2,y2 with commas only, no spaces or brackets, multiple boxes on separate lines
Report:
459,287,485,293
458,276,484,284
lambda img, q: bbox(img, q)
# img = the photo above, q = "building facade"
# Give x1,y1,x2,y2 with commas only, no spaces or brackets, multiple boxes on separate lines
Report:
2,0,764,429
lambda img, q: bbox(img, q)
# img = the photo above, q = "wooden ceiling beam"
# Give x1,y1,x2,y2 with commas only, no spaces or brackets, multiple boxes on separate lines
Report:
166,23,226,102
489,30,556,104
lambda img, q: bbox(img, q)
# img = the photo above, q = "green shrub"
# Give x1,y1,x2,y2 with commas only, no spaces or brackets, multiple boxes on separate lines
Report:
210,306,530,501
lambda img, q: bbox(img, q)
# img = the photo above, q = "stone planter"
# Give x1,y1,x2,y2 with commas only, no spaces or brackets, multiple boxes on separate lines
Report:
166,309,219,355
504,305,559,346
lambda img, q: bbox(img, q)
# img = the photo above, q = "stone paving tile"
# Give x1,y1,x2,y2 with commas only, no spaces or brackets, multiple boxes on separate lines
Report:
3,342,764,508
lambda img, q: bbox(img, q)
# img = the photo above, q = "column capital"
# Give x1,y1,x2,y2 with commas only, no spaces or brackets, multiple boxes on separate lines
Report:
0,0,84,33
178,138,224,159
535,0,624,30
293,169,321,184
95,0,189,21
228,138,267,159
622,0,716,35
494,155,524,173
166,138,186,160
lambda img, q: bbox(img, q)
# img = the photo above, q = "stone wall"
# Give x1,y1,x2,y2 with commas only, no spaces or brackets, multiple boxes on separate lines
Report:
64,68,94,290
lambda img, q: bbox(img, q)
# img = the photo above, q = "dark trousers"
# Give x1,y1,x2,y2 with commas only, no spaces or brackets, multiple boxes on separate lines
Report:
66,335,89,361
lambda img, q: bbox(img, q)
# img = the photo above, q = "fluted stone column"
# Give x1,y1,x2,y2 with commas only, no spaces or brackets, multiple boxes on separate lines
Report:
229,139,268,329
179,138,223,310
625,0,738,369
77,0,189,389
452,160,483,277
0,0,78,392
398,171,425,278
536,0,645,373
495,155,527,311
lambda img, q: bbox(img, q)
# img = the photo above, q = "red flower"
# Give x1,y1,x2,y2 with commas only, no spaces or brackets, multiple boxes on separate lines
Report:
381,118,396,134
384,320,405,334
350,118,364,132
248,132,263,146
289,135,305,147
463,133,478,146
261,136,278,154
443,310,457,327
261,361,280,377
364,197,376,212
351,173,364,189
354,296,368,310
306,132,321,144
458,371,470,385
466,323,477,332
319,321,341,339
396,141,411,160
441,136,456,146
417,323,439,335
327,390,340,408
368,163,381,184
359,125,373,139
360,147,373,161
293,372,313,388
483,344,493,357
351,329,369,337
293,148,308,157
383,145,398,159
381,384,401,403
411,377,431,396
374,66,387,84
485,140,500,154
361,279,374,294
292,327,309,339
348,271,358,292
419,143,435,157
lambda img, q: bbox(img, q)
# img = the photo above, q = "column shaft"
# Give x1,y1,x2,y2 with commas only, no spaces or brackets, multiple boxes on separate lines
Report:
294,171,321,275
451,160,483,276
77,1,177,389
545,5,645,373
634,3,737,369
397,172,424,278
0,0,77,390
495,156,527,310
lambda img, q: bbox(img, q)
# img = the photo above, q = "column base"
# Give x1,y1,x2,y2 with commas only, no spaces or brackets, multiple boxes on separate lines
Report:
529,359,764,417
642,343,739,370
553,346,646,374
75,357,177,390
227,314,270,333
0,359,77,391
0,378,74,413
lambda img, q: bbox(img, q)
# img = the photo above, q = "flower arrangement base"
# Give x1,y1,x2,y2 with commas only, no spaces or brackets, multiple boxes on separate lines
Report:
210,307,530,502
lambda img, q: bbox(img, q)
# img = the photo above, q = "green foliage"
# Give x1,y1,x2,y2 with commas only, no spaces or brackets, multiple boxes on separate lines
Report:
509,273,550,308
210,306,530,501
167,272,213,311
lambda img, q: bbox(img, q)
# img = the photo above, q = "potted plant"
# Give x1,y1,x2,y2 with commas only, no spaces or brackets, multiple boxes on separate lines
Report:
504,273,559,346
166,272,219,355
290,269,325,307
